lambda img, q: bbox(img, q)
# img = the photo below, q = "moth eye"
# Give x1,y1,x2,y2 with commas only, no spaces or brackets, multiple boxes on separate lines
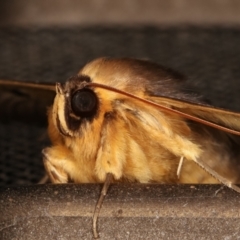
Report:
71,89,97,117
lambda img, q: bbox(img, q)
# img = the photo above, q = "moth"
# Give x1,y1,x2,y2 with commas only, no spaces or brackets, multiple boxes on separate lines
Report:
1,57,240,238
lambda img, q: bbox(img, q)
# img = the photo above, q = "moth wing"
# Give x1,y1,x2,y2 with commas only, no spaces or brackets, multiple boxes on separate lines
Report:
151,95,240,133
150,95,240,187
0,79,56,125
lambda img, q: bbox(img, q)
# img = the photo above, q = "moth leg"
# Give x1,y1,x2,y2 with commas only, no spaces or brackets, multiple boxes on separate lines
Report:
93,172,113,239
177,156,184,179
194,157,240,193
42,147,70,183
38,174,49,184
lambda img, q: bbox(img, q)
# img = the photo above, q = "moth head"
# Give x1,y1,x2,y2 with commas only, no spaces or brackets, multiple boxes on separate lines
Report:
52,75,100,137
51,57,185,138
50,58,137,138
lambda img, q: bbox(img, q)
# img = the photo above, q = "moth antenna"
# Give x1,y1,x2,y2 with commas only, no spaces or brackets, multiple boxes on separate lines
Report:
93,173,113,239
0,79,56,91
193,157,240,193
177,156,184,179
88,83,240,136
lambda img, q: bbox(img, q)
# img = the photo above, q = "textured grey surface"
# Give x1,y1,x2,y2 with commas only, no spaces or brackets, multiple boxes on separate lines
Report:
1,184,240,239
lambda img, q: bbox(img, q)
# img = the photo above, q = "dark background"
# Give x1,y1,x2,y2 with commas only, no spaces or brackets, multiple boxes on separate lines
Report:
1,1,240,186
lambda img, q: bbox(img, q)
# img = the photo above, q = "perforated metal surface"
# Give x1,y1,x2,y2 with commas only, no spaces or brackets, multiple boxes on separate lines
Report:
0,123,47,186
0,27,240,186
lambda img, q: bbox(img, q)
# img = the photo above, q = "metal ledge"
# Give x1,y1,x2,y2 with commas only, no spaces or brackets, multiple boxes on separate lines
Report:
1,184,240,239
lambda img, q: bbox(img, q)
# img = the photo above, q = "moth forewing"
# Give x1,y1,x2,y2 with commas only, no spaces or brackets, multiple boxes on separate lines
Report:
151,95,240,134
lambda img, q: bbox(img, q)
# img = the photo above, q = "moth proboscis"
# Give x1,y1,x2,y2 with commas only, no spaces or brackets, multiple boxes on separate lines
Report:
1,57,240,238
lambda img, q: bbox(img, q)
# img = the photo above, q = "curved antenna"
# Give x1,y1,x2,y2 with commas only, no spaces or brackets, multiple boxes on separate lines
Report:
88,82,240,136
0,79,56,91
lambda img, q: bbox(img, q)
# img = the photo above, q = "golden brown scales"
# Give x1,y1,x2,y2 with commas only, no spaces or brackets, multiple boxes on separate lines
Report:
42,57,240,185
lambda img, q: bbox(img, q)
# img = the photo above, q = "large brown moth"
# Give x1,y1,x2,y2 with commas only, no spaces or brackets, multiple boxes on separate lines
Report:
1,57,240,238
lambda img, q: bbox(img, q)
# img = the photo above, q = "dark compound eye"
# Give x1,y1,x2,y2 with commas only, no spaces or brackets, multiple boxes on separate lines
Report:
71,89,98,117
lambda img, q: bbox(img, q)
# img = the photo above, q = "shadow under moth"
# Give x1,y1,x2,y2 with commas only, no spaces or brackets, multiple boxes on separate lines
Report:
1,57,240,238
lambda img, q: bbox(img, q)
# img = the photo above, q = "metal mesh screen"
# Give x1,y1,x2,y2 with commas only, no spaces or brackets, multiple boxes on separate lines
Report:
1,27,240,186
0,123,47,186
